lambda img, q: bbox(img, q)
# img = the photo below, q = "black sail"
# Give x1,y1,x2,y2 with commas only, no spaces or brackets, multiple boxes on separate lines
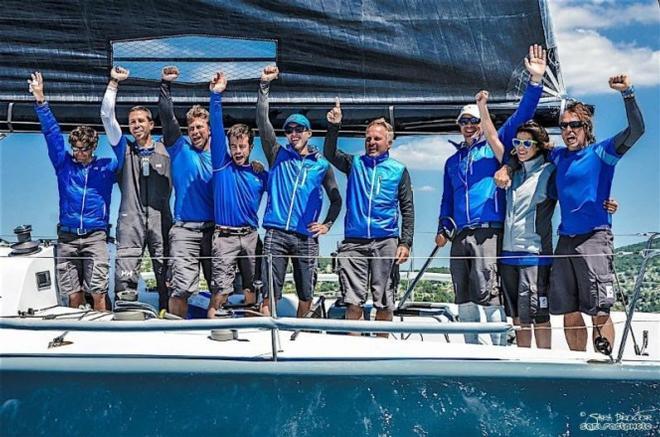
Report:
0,0,565,135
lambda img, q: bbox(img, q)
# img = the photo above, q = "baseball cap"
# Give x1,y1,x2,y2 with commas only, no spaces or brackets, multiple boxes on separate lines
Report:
456,104,481,123
283,114,311,130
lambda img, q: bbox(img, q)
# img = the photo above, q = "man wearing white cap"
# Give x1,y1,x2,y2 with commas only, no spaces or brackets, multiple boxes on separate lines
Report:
435,45,547,345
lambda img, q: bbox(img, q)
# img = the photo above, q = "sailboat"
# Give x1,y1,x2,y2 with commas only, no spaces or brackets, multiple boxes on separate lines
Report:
1,0,658,434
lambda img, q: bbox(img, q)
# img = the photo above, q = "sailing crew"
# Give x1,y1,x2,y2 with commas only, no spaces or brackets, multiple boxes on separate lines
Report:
207,72,268,318
256,65,342,318
547,75,644,352
158,66,214,318
28,72,119,311
324,101,414,331
435,45,547,345
100,66,173,311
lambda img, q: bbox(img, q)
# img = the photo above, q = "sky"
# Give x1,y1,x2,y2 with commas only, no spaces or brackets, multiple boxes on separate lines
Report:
1,0,658,270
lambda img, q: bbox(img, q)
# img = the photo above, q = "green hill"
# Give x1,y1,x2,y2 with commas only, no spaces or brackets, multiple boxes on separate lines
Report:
613,239,660,313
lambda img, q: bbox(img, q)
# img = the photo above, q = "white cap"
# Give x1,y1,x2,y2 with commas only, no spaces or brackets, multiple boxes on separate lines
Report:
456,104,481,123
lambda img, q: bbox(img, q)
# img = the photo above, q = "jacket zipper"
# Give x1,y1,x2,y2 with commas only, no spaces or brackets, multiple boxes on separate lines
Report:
79,167,89,230
367,165,377,238
464,149,471,224
285,162,305,230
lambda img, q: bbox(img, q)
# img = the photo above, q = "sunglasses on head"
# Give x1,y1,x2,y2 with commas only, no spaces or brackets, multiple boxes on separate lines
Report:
512,138,538,149
71,145,93,153
284,125,307,134
559,121,585,130
458,117,480,126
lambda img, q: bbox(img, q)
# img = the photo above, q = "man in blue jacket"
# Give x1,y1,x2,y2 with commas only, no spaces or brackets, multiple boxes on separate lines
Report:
207,72,268,318
29,72,120,310
324,100,414,330
434,45,546,345
257,66,342,318
158,66,215,318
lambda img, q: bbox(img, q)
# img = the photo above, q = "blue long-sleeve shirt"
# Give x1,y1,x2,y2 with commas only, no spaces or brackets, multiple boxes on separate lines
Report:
210,92,267,228
439,81,543,231
36,102,120,231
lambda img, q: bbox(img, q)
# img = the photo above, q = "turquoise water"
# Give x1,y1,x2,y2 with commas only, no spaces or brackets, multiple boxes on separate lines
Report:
2,372,658,436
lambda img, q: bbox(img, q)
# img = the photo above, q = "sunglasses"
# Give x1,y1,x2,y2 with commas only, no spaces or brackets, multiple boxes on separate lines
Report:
284,125,307,135
71,145,93,153
458,117,481,126
512,138,538,149
559,121,585,130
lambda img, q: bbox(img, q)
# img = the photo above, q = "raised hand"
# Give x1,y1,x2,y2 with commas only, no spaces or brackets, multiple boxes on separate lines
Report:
261,65,279,83
111,66,129,82
27,72,45,102
326,97,342,124
524,44,547,83
209,72,227,93
608,74,631,92
162,66,180,82
475,90,489,106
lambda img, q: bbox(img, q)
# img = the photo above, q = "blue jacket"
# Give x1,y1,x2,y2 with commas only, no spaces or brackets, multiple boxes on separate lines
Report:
262,145,332,236
167,136,214,222
439,81,543,231
210,92,267,228
345,153,408,240
36,103,119,231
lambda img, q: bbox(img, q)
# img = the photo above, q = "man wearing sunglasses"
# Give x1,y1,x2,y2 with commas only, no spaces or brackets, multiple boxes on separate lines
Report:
549,74,645,352
101,67,172,311
435,45,547,345
257,65,342,318
324,100,414,332
158,66,215,318
29,72,119,311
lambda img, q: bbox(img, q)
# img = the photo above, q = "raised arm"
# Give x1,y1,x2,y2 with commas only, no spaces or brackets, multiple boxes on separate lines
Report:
256,65,280,167
498,44,546,153
476,90,504,163
209,72,231,170
609,75,645,156
28,72,67,169
323,98,353,174
158,66,183,147
396,168,414,263
100,66,126,147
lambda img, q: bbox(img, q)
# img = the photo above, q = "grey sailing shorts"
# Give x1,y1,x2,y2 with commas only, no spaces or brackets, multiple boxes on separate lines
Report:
500,264,550,324
55,230,109,296
210,229,260,295
450,227,503,306
168,222,213,299
336,237,400,311
549,230,615,316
